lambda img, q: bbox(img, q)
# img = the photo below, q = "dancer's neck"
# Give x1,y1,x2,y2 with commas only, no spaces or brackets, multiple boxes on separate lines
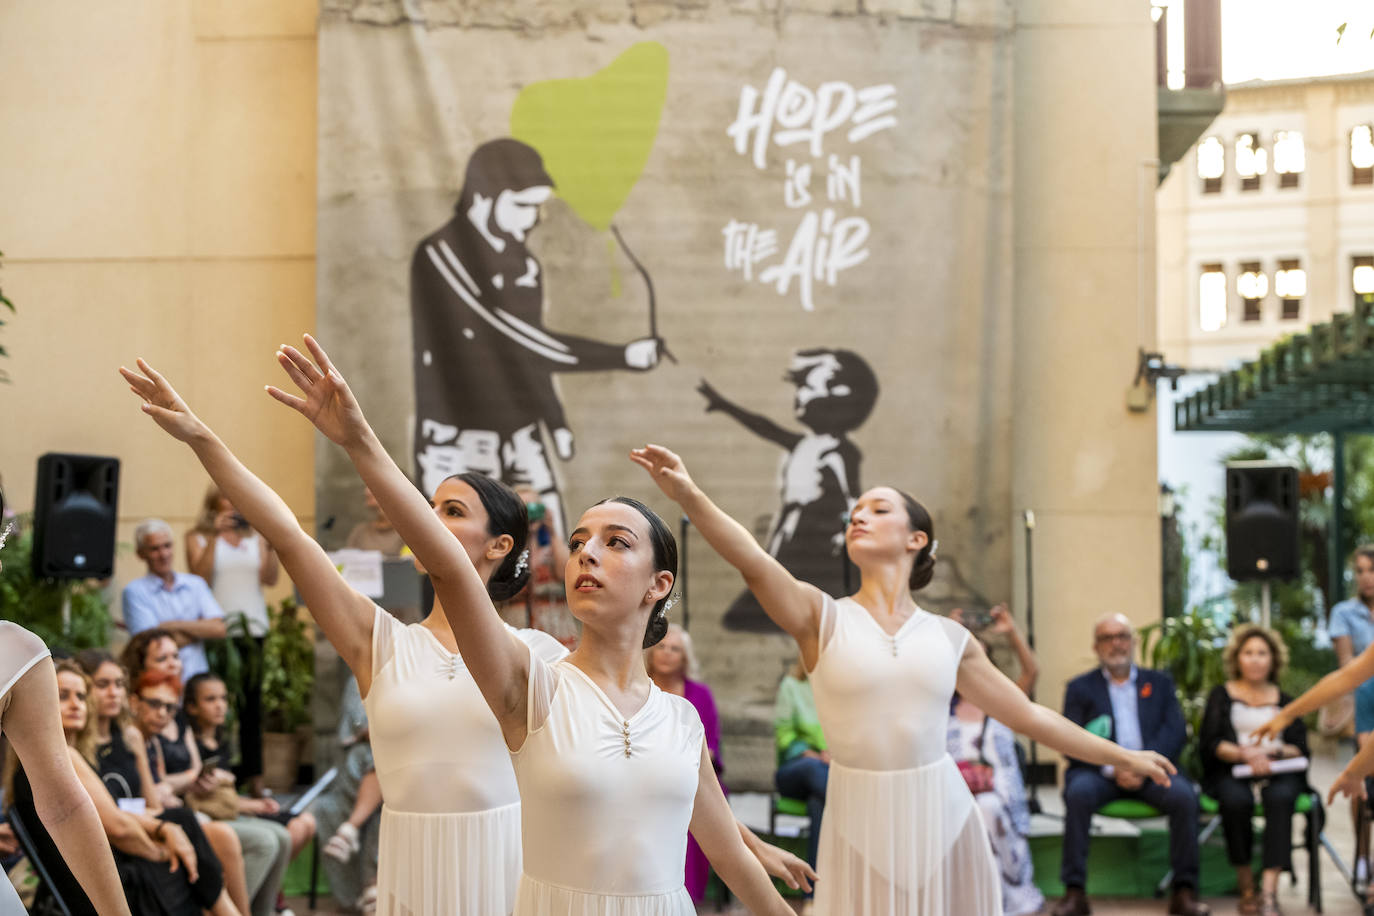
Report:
854,565,916,617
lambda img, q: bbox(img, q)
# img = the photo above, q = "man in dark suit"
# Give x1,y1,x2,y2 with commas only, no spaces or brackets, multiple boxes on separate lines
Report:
1052,613,1208,916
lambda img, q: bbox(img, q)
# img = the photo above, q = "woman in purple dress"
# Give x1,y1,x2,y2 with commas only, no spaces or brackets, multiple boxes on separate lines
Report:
646,622,723,901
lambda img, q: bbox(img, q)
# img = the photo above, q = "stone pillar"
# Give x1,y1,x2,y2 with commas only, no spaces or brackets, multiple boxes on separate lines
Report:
1012,1,1162,745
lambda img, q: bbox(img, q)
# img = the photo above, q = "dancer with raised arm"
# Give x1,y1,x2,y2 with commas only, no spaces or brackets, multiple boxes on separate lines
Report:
265,335,801,916
121,348,809,916
630,444,1177,916
121,359,566,915
0,622,132,916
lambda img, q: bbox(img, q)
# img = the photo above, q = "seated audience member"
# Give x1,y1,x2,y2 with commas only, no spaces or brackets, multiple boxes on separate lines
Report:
121,629,195,807
1200,624,1309,916
3,659,240,915
773,660,827,875
185,672,317,859
645,622,721,902
311,674,380,913
1055,613,1207,916
946,610,1044,916
122,518,227,680
133,669,278,916
75,649,161,811
345,487,404,556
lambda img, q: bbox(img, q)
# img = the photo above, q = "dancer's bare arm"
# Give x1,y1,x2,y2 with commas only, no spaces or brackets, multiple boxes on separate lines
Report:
955,640,1175,786
7,660,134,914
120,359,377,689
1252,640,1374,743
689,745,795,915
631,444,825,664
267,335,529,743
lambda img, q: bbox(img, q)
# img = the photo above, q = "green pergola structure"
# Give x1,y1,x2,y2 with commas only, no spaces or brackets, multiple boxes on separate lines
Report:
1174,299,1374,601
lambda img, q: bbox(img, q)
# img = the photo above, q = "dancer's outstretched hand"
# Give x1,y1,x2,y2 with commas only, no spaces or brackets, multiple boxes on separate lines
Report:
629,444,697,504
1249,710,1292,746
754,840,817,893
1123,749,1176,787
119,359,209,443
1328,766,1368,806
267,334,369,448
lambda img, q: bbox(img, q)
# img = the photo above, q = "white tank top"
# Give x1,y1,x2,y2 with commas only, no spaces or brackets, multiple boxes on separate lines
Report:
0,622,50,730
211,533,268,637
365,605,568,812
512,655,704,894
0,623,49,916
809,595,969,771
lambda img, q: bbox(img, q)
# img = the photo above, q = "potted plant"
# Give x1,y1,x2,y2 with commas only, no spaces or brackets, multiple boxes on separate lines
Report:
0,515,111,649
259,596,314,791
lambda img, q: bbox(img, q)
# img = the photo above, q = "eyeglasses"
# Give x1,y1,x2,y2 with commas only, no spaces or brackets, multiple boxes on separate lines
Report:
137,697,177,714
1095,632,1133,644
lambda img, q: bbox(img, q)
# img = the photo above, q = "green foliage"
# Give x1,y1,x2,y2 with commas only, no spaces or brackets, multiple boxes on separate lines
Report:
0,516,110,648
1139,611,1228,779
0,249,12,383
261,597,314,733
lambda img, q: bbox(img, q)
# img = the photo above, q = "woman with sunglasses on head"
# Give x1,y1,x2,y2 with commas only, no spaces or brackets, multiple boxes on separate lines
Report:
632,444,1176,916
260,335,803,916
120,346,809,916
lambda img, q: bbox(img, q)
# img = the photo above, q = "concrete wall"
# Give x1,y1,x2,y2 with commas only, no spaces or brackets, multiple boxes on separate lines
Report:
0,1,318,625
1012,0,1163,736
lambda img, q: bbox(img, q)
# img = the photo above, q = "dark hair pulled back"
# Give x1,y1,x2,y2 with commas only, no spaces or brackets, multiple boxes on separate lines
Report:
894,488,936,591
594,496,677,648
447,473,531,602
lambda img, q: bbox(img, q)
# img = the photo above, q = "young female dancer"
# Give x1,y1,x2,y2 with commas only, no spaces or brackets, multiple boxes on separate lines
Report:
630,444,1176,915
265,335,799,916
121,352,809,916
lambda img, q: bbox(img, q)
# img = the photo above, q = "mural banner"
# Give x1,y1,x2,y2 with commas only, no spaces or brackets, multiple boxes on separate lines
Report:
319,1,1015,766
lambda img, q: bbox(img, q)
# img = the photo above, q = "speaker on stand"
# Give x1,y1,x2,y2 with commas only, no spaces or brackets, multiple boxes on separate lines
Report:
31,453,121,633
1225,462,1300,626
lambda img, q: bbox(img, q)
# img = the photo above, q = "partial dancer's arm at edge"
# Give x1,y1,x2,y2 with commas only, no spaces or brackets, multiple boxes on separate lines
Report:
119,359,377,688
630,445,824,658
7,660,133,915
266,336,529,744
689,745,794,915
955,641,1176,786
1252,640,1374,743
1329,729,1374,804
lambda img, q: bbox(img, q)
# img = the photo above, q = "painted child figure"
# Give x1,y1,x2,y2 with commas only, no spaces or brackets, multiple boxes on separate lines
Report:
698,347,878,632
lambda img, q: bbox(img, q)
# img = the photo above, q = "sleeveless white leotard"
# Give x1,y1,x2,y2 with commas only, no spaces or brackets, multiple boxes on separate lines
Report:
808,595,1001,915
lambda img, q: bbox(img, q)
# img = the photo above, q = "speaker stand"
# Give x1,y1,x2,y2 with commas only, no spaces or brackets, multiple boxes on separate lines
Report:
1260,580,1271,628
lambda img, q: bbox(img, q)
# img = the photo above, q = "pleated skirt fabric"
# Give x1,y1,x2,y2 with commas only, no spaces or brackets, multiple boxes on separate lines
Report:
512,876,694,916
814,756,1002,916
376,802,522,916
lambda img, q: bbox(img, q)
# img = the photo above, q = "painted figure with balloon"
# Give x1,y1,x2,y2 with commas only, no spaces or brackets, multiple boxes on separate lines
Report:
410,43,672,537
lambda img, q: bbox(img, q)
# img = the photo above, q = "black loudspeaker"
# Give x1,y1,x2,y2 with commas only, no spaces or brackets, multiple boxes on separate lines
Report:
1225,462,1299,582
32,453,120,579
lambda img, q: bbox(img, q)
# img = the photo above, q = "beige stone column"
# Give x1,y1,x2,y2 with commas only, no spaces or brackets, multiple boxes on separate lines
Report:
1012,1,1163,743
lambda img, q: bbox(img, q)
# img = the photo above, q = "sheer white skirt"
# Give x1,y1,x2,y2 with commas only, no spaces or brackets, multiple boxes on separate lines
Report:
376,802,522,916
512,875,694,916
815,756,1002,916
